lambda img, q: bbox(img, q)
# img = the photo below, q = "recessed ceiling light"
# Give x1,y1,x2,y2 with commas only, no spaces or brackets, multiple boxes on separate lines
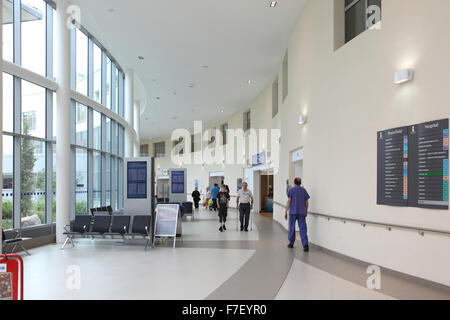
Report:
270,1,277,8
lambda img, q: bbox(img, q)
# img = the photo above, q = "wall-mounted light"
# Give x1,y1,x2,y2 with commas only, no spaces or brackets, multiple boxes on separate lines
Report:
298,115,307,125
394,69,414,85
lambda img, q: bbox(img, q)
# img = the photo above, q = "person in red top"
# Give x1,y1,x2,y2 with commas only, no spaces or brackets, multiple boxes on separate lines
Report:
217,185,230,232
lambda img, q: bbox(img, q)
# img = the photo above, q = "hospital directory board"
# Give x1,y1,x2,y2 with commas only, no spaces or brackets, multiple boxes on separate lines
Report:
171,170,185,194
127,161,147,199
377,119,449,210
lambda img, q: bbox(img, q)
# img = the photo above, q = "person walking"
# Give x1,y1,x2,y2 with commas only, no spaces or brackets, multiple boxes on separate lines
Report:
210,183,220,212
285,177,310,252
204,187,211,208
217,185,230,232
192,187,201,210
236,182,253,232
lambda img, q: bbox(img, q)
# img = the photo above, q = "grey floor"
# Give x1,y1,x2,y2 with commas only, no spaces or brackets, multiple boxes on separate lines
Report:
21,208,450,300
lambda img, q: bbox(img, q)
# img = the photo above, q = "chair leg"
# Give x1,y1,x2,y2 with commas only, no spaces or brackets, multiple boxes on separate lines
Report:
18,243,31,256
145,238,149,251
61,237,69,250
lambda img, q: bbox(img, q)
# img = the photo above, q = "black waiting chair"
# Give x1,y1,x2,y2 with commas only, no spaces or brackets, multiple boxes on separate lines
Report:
106,206,113,215
126,215,151,250
90,208,97,216
84,215,112,238
104,215,131,238
61,215,92,249
2,229,31,256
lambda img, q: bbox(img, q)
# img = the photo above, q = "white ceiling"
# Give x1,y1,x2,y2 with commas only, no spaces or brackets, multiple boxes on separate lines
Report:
70,0,307,140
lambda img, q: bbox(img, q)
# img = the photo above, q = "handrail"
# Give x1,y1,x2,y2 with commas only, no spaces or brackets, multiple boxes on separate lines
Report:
273,201,450,237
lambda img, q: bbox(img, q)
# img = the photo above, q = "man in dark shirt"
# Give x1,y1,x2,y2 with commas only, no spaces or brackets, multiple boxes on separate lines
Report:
217,185,230,232
191,187,201,210
285,177,310,252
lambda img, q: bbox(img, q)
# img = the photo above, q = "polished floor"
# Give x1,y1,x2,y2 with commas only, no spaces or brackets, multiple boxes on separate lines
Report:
21,208,450,300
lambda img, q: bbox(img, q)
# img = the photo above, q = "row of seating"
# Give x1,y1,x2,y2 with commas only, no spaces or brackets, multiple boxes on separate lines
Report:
2,229,31,256
90,206,114,216
62,214,152,250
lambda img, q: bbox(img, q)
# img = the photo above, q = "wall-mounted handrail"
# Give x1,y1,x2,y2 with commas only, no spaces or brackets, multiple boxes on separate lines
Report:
273,201,450,237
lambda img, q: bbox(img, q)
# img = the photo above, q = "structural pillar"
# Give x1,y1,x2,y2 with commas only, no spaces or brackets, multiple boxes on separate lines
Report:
124,69,134,157
133,100,141,156
55,0,72,243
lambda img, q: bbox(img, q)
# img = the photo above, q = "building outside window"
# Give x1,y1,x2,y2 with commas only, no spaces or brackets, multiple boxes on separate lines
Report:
282,52,288,102
221,123,228,145
154,142,165,158
345,0,382,43
244,110,251,132
272,78,279,118
140,144,149,157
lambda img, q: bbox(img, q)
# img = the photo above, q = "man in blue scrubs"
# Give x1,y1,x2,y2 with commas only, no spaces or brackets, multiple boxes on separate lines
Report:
285,177,310,252
210,183,220,212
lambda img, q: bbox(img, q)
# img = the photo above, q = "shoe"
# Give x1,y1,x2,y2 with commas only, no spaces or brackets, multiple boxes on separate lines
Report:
219,227,223,232
303,245,309,252
240,227,244,231
244,229,248,232
287,244,294,249
223,225,226,231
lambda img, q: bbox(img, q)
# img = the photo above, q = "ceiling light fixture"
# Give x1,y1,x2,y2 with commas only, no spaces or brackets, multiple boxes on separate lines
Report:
270,1,277,7
394,69,414,85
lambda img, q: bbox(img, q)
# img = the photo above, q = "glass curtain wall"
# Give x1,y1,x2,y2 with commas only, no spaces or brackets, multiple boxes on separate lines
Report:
1,0,55,230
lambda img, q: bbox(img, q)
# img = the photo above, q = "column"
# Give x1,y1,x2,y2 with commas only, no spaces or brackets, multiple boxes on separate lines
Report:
124,69,134,157
55,0,72,243
134,100,141,156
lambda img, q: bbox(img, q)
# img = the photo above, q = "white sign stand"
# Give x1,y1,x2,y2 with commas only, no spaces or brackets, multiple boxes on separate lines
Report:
154,204,182,248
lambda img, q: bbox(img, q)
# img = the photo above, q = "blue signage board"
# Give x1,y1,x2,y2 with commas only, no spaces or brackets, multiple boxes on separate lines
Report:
171,171,185,194
127,162,147,199
252,152,266,167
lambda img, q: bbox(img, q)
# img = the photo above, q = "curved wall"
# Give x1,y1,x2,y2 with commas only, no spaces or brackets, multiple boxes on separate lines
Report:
273,0,450,286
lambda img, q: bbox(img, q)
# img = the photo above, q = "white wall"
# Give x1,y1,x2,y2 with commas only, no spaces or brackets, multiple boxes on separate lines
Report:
140,0,450,285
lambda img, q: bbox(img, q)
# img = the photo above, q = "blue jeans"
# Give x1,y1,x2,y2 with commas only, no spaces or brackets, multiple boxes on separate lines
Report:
288,214,308,247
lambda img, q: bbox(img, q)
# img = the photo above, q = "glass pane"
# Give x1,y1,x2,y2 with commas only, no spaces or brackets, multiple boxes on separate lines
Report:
93,110,101,150
22,79,46,139
118,71,124,117
52,144,56,222
2,135,14,230
118,159,123,209
345,0,366,43
112,156,118,210
21,0,46,75
111,121,118,155
3,73,14,133
20,138,46,227
75,148,88,215
93,44,102,103
3,0,14,62
113,65,119,113
75,28,88,96
105,117,111,152
75,103,88,147
106,57,111,109
93,151,102,208
53,92,56,140
105,154,111,206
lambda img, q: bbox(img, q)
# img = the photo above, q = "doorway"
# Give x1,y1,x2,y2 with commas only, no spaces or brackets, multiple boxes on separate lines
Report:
156,177,169,203
209,172,224,188
259,170,274,219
